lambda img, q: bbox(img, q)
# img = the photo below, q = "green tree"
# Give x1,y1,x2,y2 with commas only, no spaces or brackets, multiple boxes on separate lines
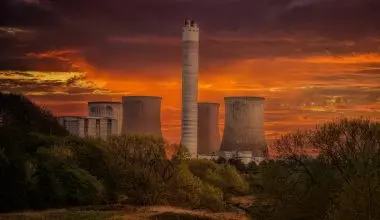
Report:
188,159,249,199
103,134,176,205
31,146,104,208
251,118,380,220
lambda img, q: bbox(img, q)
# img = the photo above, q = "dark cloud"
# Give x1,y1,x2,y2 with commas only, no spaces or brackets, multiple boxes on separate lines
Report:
0,0,379,75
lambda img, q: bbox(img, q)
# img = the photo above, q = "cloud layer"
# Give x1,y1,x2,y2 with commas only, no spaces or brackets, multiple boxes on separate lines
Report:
1,0,380,144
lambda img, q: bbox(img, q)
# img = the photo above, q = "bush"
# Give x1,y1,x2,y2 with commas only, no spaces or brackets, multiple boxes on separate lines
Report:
250,118,380,220
199,183,225,211
103,134,175,205
30,146,104,208
188,159,249,199
168,162,203,208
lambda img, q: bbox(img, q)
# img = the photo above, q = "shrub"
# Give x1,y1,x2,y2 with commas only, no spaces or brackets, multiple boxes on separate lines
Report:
188,159,250,199
168,162,203,208
103,134,175,205
250,118,380,220
200,183,225,211
31,146,104,208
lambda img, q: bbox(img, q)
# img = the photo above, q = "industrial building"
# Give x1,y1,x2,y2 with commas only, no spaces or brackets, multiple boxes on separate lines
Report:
122,96,162,137
181,19,200,158
197,102,220,156
54,22,269,167
88,101,123,134
58,116,118,140
220,96,267,164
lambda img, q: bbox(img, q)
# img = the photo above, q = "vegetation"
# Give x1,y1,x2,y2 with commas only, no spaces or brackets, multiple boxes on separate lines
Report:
0,93,249,213
0,210,125,220
150,212,214,220
3,92,380,220
248,118,380,220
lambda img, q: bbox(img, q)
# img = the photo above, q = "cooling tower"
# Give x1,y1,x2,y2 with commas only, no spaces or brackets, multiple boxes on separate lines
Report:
197,102,220,155
220,97,267,159
181,19,199,158
122,96,162,137
88,101,122,134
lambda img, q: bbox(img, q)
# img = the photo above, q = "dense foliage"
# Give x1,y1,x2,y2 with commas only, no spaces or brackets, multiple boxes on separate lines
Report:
249,118,380,220
0,93,249,213
4,93,380,220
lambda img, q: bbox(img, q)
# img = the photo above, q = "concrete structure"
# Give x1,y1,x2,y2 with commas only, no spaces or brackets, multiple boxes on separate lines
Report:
220,97,267,164
198,154,219,161
58,116,118,140
122,96,162,137
88,101,123,134
181,19,200,157
197,102,220,156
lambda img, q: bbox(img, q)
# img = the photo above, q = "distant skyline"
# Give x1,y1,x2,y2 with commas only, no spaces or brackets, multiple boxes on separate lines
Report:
1,0,380,144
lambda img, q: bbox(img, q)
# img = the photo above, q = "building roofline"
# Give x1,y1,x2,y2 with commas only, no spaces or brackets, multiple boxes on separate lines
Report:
198,102,220,106
58,116,116,119
224,96,265,101
88,101,122,104
122,96,162,100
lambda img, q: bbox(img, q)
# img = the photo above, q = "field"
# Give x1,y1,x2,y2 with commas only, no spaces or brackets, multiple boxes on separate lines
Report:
0,205,249,220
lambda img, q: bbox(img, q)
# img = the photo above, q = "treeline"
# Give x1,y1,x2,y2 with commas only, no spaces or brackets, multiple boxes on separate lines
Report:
0,93,249,212
2,93,380,220
0,133,249,212
248,118,380,220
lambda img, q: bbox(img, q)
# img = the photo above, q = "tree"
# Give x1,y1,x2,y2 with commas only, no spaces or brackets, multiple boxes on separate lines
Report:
103,134,176,205
188,159,249,199
30,146,104,208
228,158,246,173
253,118,380,220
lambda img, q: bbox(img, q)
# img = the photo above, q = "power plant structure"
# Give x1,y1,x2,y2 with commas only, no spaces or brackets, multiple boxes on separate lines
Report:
220,97,267,164
197,102,220,156
88,101,122,134
181,19,200,158
122,96,162,137
58,116,118,140
55,21,269,165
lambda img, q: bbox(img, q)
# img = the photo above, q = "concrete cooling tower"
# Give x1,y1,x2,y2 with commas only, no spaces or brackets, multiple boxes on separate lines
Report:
181,19,200,158
220,97,267,164
88,101,122,134
122,96,162,137
197,103,220,155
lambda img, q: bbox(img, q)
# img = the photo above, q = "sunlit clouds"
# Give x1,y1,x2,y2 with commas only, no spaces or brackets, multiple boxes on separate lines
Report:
1,0,380,145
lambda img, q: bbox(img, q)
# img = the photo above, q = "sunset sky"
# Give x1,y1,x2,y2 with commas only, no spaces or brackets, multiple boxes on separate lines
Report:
1,0,380,144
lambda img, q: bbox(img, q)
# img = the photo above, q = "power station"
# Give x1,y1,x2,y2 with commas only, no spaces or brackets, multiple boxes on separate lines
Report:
181,19,200,158
122,96,162,137
88,101,123,135
57,20,268,164
220,97,267,164
58,116,118,140
197,102,220,156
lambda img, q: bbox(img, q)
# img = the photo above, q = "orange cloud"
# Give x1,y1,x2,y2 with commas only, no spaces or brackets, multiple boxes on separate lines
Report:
12,49,380,145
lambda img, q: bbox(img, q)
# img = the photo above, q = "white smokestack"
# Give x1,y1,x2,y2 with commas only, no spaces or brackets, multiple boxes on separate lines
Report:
181,19,199,157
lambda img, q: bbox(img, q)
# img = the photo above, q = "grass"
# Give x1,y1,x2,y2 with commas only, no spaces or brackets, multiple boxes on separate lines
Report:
0,204,249,220
0,210,125,220
150,212,214,220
